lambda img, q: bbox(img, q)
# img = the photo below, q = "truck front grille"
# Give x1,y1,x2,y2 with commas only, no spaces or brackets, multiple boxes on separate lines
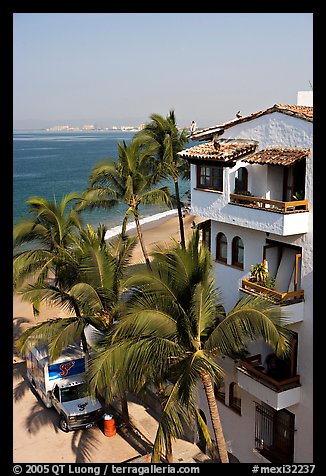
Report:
69,408,103,425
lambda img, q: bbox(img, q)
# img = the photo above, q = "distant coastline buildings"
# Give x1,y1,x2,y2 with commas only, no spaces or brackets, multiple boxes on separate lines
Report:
45,123,146,132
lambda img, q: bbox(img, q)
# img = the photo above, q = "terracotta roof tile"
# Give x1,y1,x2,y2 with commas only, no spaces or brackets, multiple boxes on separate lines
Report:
242,147,310,166
178,138,258,163
276,104,313,117
191,104,313,141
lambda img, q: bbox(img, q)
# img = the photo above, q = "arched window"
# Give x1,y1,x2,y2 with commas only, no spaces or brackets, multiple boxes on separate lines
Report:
216,232,227,263
235,167,248,193
232,236,244,269
229,383,241,414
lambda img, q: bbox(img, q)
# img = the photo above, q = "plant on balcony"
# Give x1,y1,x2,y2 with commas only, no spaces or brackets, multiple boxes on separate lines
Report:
234,189,253,196
264,275,276,289
249,263,276,290
233,188,255,205
292,190,305,201
249,263,268,286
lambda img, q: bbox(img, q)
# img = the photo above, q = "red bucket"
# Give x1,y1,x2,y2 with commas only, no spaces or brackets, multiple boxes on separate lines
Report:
103,414,116,437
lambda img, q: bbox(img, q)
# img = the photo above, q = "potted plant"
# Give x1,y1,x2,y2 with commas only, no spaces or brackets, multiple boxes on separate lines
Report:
249,263,275,290
249,262,268,286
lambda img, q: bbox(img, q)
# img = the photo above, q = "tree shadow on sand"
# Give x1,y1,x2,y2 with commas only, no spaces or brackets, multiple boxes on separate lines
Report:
24,400,60,435
13,317,30,354
13,361,30,402
71,428,102,463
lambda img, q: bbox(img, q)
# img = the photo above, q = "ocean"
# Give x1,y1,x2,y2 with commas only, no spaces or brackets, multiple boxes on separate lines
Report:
13,130,195,234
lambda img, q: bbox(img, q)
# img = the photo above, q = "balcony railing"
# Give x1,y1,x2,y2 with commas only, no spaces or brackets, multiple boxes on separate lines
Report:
229,194,308,213
241,279,304,305
238,354,300,392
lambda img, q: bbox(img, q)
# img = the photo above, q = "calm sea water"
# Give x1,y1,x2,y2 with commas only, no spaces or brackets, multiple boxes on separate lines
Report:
13,130,194,231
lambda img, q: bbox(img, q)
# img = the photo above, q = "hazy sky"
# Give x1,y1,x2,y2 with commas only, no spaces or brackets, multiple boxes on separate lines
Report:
13,13,313,130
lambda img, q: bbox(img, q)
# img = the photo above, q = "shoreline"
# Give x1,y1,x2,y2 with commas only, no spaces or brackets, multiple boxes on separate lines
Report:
104,208,179,240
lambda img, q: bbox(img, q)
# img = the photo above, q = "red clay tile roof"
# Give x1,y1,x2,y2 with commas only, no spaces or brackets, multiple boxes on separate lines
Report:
191,104,313,141
242,147,310,166
276,104,313,117
178,138,258,163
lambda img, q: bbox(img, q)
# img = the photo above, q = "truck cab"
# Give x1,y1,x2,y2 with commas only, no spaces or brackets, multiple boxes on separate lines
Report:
51,375,103,432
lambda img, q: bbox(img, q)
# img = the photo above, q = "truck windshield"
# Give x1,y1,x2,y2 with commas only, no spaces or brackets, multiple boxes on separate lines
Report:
60,383,88,403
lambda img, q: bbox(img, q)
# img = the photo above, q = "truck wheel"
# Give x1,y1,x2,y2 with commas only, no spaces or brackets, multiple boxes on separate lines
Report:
59,416,69,433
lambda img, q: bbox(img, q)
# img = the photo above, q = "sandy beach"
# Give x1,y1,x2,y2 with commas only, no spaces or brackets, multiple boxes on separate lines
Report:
13,212,205,463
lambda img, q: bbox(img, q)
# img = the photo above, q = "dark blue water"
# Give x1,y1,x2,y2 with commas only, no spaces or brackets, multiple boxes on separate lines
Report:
13,130,193,231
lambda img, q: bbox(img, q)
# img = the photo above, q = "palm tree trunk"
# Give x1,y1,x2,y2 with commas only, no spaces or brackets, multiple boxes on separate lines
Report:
121,393,130,427
200,370,229,463
134,214,152,271
81,330,89,356
73,304,90,356
174,178,186,250
165,436,173,463
121,214,128,237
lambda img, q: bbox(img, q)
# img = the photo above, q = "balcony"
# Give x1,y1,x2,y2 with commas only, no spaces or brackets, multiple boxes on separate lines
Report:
240,244,305,323
241,279,304,305
237,354,301,411
240,280,304,324
229,193,308,213
228,194,309,236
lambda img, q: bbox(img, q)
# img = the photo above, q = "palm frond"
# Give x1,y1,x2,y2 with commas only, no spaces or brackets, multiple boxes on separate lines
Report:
68,283,107,314
204,295,292,358
48,319,85,361
16,317,78,356
175,350,223,407
13,249,55,290
141,187,172,207
151,381,189,462
76,188,118,211
17,283,78,315
88,161,118,187
195,407,213,447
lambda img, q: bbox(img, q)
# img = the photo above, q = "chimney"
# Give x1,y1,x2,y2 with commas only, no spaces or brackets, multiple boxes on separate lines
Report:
297,91,313,106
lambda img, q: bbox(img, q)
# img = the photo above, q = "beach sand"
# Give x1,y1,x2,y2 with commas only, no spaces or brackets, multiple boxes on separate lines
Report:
13,212,205,463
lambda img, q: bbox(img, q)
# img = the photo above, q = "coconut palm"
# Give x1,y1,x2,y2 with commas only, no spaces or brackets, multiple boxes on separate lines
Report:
13,193,83,299
77,139,172,269
16,227,137,359
87,228,291,463
135,110,189,248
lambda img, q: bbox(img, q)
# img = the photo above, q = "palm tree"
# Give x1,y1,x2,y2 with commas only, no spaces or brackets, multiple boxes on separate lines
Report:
135,110,189,249
77,139,172,269
13,193,83,300
87,229,291,463
16,227,137,359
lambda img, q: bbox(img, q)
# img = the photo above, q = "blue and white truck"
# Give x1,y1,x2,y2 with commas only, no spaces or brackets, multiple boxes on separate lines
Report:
25,344,103,432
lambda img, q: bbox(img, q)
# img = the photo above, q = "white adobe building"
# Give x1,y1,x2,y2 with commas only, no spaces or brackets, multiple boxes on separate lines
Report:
179,92,313,463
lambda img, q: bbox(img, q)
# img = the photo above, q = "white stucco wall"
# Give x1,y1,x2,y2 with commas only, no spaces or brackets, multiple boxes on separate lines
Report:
220,112,313,150
210,221,265,312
